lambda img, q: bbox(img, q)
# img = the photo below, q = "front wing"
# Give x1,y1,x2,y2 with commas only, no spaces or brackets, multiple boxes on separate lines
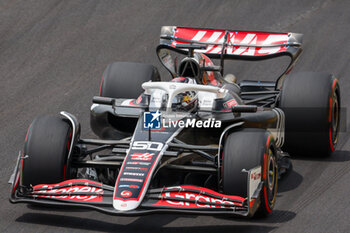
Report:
9,152,263,217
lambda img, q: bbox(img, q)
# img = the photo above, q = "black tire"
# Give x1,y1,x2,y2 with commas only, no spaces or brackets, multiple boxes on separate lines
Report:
99,62,160,98
91,62,160,139
22,115,72,187
222,128,278,217
279,72,340,157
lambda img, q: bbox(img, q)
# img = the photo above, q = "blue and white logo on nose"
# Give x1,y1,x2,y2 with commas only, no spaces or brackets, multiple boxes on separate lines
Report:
143,110,161,129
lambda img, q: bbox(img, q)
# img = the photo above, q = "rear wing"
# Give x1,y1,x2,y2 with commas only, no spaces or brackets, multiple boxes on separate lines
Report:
160,26,303,60
159,26,303,89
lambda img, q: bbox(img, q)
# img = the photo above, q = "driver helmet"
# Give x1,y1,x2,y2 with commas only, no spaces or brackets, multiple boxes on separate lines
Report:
171,77,198,112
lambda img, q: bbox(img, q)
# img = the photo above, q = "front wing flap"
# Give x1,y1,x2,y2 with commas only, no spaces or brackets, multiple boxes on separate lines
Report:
9,152,263,217
10,180,250,216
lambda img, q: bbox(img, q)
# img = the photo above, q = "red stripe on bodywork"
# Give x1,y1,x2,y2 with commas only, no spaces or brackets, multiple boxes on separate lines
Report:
128,100,140,107
249,199,255,207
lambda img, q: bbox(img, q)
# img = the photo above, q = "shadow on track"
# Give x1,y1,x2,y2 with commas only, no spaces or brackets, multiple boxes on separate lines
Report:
212,209,296,224
27,204,91,212
291,150,350,162
16,213,276,233
277,169,303,193
275,150,350,193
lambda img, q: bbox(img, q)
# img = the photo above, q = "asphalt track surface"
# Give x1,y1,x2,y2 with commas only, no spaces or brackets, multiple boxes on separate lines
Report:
1,0,350,232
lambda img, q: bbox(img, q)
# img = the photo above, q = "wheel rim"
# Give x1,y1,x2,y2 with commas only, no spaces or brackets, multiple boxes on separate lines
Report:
266,149,277,202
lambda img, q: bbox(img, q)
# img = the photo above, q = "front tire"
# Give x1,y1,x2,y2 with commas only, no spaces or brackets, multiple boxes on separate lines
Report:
222,128,278,217
22,115,72,187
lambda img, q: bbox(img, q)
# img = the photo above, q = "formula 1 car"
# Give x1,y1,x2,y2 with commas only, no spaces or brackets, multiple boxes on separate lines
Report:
9,26,340,217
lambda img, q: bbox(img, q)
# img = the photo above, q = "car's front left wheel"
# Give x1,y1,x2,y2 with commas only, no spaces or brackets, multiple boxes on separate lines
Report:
222,128,278,217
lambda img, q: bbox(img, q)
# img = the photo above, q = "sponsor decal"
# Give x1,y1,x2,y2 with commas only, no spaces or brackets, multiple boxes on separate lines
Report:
125,167,148,171
154,192,239,209
251,171,261,180
131,141,163,151
224,98,238,108
120,178,143,183
121,190,132,198
121,203,128,207
201,99,214,108
248,166,262,199
172,28,289,56
123,172,145,177
130,152,154,161
127,161,151,166
118,184,140,189
33,185,103,202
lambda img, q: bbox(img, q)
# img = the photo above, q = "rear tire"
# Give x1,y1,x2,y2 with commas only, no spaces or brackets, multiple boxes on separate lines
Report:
222,128,278,217
91,62,160,139
279,72,340,157
99,62,160,98
22,115,72,187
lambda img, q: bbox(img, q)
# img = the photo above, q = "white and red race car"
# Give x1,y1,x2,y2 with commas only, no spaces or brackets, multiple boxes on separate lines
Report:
9,26,340,217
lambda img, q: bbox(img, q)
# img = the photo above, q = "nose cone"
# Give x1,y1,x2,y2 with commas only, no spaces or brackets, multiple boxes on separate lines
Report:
113,199,140,211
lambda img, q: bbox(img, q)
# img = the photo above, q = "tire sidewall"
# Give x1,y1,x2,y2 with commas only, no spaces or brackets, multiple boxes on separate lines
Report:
22,116,72,187
280,72,340,156
221,129,278,215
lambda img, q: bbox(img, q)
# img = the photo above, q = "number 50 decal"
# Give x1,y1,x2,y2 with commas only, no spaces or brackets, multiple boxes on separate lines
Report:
131,141,163,151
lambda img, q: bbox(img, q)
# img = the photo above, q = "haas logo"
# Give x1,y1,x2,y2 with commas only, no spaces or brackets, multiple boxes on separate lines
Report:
251,171,261,180
121,190,132,198
131,153,154,161
224,99,238,108
173,28,288,56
